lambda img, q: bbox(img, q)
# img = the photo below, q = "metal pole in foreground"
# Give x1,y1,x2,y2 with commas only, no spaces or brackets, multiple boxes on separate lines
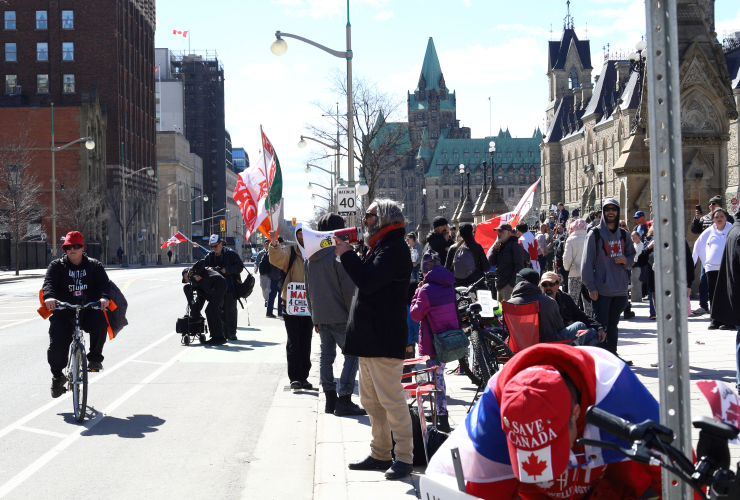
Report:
345,1,355,228
645,1,691,498
51,103,56,258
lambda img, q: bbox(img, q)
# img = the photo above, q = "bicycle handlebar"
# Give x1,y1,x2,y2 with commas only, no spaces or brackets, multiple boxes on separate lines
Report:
585,406,674,445
55,301,101,310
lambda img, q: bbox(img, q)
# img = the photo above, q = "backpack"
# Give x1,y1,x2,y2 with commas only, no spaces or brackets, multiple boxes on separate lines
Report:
453,247,476,279
106,280,128,338
236,269,255,299
258,252,272,275
588,225,628,257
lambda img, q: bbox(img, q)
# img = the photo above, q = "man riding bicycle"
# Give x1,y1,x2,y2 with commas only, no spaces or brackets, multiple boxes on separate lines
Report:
426,344,663,499
43,231,110,398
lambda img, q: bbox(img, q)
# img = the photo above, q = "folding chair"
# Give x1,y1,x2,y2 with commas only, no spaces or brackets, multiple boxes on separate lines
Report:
502,301,576,354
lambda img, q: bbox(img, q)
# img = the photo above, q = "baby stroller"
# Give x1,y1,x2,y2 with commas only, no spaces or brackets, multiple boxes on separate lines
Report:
177,283,209,345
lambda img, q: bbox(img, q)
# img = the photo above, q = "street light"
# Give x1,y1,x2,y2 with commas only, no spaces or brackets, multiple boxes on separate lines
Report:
596,164,604,211
308,182,332,192
120,166,154,266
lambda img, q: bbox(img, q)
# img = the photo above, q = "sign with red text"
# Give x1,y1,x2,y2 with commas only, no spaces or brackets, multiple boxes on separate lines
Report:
286,282,310,316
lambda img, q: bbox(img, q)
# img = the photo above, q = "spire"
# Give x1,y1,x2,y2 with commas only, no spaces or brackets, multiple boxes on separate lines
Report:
416,37,447,91
416,130,433,160
564,0,574,30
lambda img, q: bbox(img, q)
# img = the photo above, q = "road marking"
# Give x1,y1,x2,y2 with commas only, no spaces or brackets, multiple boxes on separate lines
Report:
0,331,177,441
0,347,188,498
130,359,166,365
0,317,40,332
16,427,70,440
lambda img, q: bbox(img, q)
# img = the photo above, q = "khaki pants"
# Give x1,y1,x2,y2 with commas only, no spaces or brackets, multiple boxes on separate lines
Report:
358,357,413,464
497,284,513,303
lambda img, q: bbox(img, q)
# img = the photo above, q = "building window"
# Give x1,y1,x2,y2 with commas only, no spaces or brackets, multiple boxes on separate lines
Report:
520,188,525,195
529,151,534,158
475,152,480,158
442,153,447,159
5,75,17,94
569,67,578,89
62,42,74,61
508,188,515,197
62,11,74,29
499,188,505,197
453,152,458,159
443,189,449,198
507,152,512,158
497,152,502,158
4,11,15,30
5,43,16,62
156,111,161,123
37,74,49,93
63,74,75,93
378,178,385,188
435,189,439,199
408,178,413,187
518,152,522,157
155,92,160,103
390,178,396,188
36,11,48,30
454,189,460,198
37,43,48,61
464,152,469,159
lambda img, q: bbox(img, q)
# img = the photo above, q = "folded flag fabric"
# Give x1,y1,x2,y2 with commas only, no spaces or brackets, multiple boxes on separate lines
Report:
173,30,188,37
161,231,188,248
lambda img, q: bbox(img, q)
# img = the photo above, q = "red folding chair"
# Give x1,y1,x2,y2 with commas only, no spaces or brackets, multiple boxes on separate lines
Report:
502,301,577,354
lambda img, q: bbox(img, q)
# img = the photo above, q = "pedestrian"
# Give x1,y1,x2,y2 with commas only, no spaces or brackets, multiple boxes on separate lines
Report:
536,223,549,273
637,227,657,320
516,223,540,274
424,216,451,265
562,218,590,317
265,252,283,318
304,213,365,416
554,222,569,292
571,207,580,218
556,202,569,225
116,246,123,264
691,196,735,316
254,240,271,307
202,234,244,341
410,249,457,432
269,223,313,390
692,207,731,330
446,222,490,287
633,210,649,242
167,249,172,263
487,224,526,302
588,209,602,229
406,232,423,281
181,260,227,344
580,198,635,366
335,199,414,480
630,232,644,304
449,225,457,244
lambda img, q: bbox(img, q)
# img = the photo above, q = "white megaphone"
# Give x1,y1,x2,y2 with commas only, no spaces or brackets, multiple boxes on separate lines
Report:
301,226,361,258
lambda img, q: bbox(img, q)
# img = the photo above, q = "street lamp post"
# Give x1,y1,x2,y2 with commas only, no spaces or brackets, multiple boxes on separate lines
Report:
596,164,604,211
305,162,337,211
121,166,154,266
184,193,208,259
50,103,95,255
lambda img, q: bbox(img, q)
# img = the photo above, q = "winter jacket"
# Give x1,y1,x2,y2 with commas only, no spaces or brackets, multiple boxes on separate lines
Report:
304,246,356,325
711,221,740,327
487,237,526,290
580,198,635,297
203,246,244,294
507,281,564,343
424,230,451,266
638,241,695,293
410,265,459,357
445,241,491,287
341,227,411,359
691,210,734,234
554,234,567,272
43,254,111,304
562,229,587,278
556,209,569,225
692,224,731,272
269,243,305,303
554,290,602,331
185,259,227,298
254,250,267,274
410,242,423,266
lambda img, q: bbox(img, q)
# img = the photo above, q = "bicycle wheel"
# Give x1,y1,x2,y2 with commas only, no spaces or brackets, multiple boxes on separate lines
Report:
71,343,88,423
470,330,493,388
457,355,482,388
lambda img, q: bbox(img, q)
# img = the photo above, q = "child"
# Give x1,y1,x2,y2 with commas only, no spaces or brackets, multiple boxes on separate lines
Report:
410,250,459,433
630,232,644,304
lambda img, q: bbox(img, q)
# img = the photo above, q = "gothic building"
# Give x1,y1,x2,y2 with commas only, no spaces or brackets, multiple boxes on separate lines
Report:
371,38,542,233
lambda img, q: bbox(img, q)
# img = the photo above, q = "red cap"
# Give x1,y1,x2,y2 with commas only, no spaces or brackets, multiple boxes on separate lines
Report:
62,231,85,250
500,365,572,483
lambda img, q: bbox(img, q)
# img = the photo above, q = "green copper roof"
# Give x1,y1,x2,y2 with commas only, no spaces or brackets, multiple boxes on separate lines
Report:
425,134,542,177
416,130,434,159
409,92,456,112
415,37,447,92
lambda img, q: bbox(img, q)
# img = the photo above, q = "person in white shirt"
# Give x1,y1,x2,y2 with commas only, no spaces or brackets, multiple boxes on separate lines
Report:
630,232,644,304
562,218,589,316
693,207,732,329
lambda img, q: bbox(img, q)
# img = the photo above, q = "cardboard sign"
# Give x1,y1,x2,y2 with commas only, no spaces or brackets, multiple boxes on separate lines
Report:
476,290,496,318
286,282,310,316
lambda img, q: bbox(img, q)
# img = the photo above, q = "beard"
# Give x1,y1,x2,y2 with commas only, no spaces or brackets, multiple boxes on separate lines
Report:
543,288,555,297
364,219,379,241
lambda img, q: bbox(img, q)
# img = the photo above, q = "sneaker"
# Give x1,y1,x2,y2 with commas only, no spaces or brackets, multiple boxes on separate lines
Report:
266,313,276,318
51,376,66,398
650,361,659,367
205,337,227,345
692,306,708,315
615,353,633,367
649,315,656,321
334,395,367,416
228,334,237,340
301,380,313,390
88,361,103,372
385,460,413,480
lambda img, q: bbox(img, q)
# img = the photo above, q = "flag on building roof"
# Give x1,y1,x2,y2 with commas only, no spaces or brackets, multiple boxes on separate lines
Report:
161,231,188,248
172,30,188,37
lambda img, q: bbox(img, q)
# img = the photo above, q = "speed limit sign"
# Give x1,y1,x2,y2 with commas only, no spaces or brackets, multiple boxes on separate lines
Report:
337,187,357,216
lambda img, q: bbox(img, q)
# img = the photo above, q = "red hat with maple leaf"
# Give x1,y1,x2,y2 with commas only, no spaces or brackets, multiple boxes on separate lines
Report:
500,365,572,483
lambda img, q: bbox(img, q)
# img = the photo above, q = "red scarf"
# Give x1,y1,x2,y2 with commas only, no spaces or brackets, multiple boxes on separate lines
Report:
366,222,405,255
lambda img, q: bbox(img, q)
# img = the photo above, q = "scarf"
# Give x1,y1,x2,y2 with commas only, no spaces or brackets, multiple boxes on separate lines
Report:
366,222,405,256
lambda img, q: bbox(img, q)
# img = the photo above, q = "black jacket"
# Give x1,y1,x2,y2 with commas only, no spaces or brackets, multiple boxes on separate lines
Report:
445,241,491,286
341,227,411,359
43,254,111,304
554,290,602,331
424,231,451,267
186,259,227,297
507,281,564,343
711,221,740,326
203,246,243,293
488,237,526,290
636,240,694,293
691,211,734,234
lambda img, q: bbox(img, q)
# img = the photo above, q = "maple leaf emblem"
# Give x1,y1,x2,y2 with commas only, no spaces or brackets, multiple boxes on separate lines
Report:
727,401,740,425
522,453,549,479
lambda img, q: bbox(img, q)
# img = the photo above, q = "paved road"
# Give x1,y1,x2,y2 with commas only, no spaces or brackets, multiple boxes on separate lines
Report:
0,266,299,500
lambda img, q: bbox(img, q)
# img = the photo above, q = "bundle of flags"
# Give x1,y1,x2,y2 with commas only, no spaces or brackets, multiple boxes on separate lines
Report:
233,128,283,239
160,231,188,249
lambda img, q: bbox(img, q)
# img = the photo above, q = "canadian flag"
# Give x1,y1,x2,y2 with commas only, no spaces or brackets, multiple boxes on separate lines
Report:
172,30,188,37
161,231,188,248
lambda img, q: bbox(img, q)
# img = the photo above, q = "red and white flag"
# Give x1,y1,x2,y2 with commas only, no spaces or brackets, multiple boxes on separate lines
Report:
161,231,188,248
510,176,542,228
697,380,740,444
172,30,188,37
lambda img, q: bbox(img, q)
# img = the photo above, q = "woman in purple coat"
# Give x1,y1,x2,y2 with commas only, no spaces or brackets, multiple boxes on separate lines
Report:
410,250,459,432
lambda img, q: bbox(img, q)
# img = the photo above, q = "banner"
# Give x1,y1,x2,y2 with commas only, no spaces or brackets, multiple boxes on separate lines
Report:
286,282,310,316
161,231,188,248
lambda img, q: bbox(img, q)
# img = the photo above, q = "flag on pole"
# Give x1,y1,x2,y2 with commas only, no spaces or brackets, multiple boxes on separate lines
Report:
172,30,188,37
161,231,188,248
510,176,542,228
233,129,283,239
474,211,515,254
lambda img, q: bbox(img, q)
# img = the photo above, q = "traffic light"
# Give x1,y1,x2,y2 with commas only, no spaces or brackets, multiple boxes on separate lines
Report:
292,218,297,226
220,219,226,232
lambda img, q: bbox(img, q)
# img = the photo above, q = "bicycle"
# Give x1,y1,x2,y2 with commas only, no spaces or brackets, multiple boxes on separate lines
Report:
458,302,513,391
55,301,101,423
578,405,740,499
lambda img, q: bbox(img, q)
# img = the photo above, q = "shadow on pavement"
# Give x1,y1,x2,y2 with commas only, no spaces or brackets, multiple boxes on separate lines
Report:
237,327,261,332
233,339,280,348
80,414,166,438
631,365,736,382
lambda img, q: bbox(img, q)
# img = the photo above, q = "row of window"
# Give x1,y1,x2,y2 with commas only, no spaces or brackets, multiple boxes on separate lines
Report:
4,11,74,30
5,74,75,94
5,42,74,62
441,151,535,160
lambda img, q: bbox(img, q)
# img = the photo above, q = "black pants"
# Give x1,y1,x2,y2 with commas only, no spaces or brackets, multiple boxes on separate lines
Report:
707,270,724,327
221,292,238,337
48,309,108,377
560,269,569,293
185,281,226,339
284,314,313,383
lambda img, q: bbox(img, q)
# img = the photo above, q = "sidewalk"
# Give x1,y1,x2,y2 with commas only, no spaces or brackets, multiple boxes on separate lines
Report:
0,262,193,282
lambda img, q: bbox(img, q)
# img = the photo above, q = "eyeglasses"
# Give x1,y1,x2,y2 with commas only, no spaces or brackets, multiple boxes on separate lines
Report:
362,212,377,220
709,202,718,206
603,207,618,213
541,282,560,287
63,244,84,250
210,244,220,249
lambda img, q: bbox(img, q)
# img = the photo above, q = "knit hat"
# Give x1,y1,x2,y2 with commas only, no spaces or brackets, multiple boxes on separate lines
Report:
317,213,345,232
433,216,449,228
516,268,540,285
62,231,85,250
421,249,441,274
710,195,723,204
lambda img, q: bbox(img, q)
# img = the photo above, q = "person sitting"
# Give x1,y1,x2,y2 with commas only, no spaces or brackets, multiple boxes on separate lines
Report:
539,271,604,346
182,259,227,345
507,269,598,346
425,344,662,499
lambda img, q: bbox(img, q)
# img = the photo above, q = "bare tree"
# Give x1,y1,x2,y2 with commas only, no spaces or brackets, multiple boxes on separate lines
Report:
0,129,47,275
56,173,107,241
304,69,413,203
105,183,154,254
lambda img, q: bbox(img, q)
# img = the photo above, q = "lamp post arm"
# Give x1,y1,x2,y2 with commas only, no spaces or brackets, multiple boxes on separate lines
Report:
309,182,332,192
277,31,349,59
312,193,331,202
302,135,339,150
52,136,90,152
123,166,153,180
306,163,336,176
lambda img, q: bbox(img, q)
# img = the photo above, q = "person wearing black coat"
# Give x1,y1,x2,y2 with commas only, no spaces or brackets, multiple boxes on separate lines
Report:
335,199,414,480
637,238,694,320
487,224,526,302
202,234,244,341
444,222,490,287
424,216,451,267
182,259,227,343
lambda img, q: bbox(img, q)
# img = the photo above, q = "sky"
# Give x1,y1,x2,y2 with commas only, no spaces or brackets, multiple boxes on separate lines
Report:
154,0,740,224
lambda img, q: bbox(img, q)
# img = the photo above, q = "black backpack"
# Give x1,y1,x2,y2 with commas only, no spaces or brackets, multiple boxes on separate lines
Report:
258,252,272,275
106,280,128,338
237,269,255,299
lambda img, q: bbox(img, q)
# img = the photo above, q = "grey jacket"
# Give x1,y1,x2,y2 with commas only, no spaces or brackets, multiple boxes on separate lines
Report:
508,281,564,343
254,250,267,273
580,198,635,297
304,246,357,325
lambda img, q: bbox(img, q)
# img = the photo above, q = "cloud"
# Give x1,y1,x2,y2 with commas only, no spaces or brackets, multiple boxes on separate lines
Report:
439,39,548,85
374,11,394,21
716,10,740,37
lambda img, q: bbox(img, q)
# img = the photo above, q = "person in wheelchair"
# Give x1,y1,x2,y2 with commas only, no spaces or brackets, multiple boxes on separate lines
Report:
182,259,227,345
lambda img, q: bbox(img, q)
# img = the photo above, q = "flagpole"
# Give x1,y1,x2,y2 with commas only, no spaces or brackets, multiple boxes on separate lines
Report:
489,97,491,137
260,124,274,237
188,29,191,55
